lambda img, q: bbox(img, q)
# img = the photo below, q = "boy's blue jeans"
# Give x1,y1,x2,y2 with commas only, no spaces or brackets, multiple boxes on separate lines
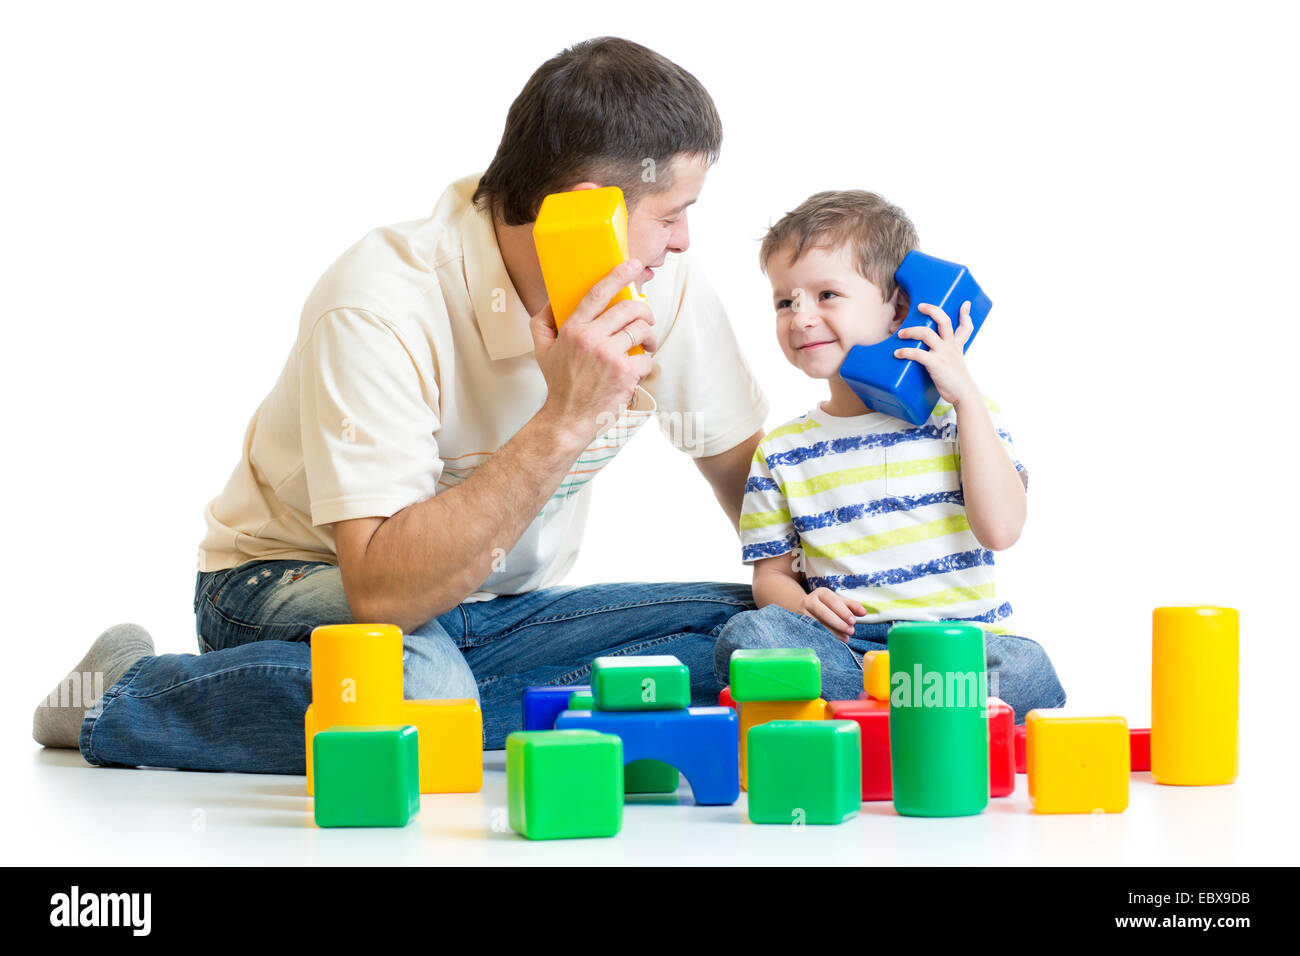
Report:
714,605,1067,724
78,559,755,773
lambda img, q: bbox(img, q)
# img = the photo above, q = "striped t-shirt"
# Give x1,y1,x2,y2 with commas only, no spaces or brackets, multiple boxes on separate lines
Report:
739,396,1027,634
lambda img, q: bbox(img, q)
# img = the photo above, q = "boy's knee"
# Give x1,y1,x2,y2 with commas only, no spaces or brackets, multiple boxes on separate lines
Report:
713,605,799,684
985,634,1067,720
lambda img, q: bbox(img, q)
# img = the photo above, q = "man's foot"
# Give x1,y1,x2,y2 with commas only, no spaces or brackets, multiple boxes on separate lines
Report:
33,623,155,749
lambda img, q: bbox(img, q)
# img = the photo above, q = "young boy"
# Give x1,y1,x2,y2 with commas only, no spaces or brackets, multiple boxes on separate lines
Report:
714,190,1065,721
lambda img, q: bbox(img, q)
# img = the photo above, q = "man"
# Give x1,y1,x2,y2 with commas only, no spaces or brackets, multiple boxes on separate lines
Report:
33,36,769,771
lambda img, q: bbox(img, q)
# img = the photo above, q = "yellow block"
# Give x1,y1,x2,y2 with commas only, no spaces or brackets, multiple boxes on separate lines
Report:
739,698,827,790
309,623,405,732
1152,606,1238,786
1025,710,1129,814
864,650,890,701
402,699,484,794
305,704,315,796
532,186,646,355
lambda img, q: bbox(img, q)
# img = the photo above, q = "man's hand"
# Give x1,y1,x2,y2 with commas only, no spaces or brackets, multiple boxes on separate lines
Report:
799,586,867,642
894,300,981,409
531,258,657,446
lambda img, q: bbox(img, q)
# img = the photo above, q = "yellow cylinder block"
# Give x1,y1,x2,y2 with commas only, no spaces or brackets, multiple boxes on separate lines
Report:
532,186,647,355
1151,606,1238,785
864,650,891,701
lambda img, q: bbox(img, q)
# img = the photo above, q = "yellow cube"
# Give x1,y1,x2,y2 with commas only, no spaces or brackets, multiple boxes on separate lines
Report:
739,698,827,790
1026,710,1129,814
402,699,484,794
864,650,890,701
532,186,646,354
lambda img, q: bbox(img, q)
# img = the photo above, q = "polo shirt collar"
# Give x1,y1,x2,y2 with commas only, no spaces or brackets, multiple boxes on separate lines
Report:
460,190,536,361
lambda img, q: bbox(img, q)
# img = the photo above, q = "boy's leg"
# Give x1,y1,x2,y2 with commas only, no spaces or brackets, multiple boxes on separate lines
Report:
983,633,1067,723
451,581,757,749
50,559,473,773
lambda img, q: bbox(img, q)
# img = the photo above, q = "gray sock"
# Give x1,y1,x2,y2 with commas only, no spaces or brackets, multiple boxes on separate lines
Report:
33,623,155,749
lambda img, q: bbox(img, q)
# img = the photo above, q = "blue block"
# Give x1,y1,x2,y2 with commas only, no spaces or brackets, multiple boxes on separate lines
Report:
554,706,739,806
523,684,592,731
839,250,992,426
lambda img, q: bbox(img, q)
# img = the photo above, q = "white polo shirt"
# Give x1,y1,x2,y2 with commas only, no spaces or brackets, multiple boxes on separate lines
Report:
197,172,769,601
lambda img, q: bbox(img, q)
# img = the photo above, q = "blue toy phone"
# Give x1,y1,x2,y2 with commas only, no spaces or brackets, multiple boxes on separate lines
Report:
838,250,992,425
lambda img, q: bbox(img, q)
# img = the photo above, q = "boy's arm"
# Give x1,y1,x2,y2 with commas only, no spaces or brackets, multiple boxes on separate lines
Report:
952,398,1027,551
895,300,1027,551
753,553,864,640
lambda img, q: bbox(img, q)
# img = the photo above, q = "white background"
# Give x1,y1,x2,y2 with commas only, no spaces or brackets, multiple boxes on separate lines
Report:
4,0,1297,818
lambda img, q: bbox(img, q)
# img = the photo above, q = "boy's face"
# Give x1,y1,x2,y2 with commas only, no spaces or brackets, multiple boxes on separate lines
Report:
767,242,904,380
624,153,707,289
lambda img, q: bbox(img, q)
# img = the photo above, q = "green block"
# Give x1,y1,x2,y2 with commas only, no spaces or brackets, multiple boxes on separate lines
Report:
625,759,680,794
313,725,420,828
568,691,595,710
591,655,690,711
729,648,821,702
506,730,624,840
747,720,861,825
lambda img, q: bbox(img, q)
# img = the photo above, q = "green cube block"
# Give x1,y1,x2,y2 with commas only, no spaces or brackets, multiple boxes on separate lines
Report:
506,730,624,840
313,725,420,828
625,759,680,794
747,720,861,825
729,648,821,702
568,691,595,710
591,655,690,711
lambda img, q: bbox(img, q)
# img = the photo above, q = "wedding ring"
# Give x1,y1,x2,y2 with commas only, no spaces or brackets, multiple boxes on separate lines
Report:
623,329,636,351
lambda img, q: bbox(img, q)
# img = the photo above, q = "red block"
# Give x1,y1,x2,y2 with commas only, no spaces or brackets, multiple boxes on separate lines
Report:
1129,727,1151,771
1014,724,1027,774
987,697,1016,797
719,685,738,712
828,698,892,801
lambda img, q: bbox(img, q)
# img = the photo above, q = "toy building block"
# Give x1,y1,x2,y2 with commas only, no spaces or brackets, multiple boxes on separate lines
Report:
506,730,623,840
739,698,828,790
888,622,989,817
719,685,738,711
1151,606,1238,785
305,704,315,796
568,691,595,710
827,698,891,801
747,720,862,825
522,684,591,731
402,699,483,794
556,706,740,806
1130,727,1151,772
313,726,420,828
728,648,821,702
532,186,647,355
1025,711,1129,814
591,655,690,711
1014,724,1027,774
987,697,1016,798
863,650,890,701
565,690,678,793
839,251,991,425
309,624,405,731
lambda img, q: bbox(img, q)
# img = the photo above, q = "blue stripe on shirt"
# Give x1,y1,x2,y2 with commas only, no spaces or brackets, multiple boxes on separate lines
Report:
805,547,994,591
792,490,966,533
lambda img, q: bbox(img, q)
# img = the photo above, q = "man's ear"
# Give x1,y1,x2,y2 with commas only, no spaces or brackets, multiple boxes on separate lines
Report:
887,287,910,334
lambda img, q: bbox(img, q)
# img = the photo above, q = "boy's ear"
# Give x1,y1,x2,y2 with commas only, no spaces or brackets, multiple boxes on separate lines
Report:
887,287,910,333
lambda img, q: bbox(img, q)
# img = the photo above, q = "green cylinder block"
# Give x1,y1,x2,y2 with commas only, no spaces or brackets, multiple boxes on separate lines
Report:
888,622,990,817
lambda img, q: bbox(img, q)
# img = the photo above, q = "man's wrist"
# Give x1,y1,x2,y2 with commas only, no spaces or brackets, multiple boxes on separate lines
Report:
530,402,595,458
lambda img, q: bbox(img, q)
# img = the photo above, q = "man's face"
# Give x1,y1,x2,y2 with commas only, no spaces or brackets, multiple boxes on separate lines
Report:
767,242,903,380
625,153,708,288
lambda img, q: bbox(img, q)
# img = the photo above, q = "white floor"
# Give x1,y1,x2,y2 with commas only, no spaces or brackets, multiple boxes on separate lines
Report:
13,741,1295,866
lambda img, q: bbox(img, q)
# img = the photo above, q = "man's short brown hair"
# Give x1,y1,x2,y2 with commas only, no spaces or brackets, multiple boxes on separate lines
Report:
759,190,919,302
472,37,723,225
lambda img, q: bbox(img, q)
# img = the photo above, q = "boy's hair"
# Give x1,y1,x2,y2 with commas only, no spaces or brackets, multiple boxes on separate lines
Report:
472,37,723,226
759,191,919,302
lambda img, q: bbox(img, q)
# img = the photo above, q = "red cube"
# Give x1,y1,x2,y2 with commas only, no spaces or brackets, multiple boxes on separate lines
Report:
987,697,1016,797
719,685,738,712
1129,727,1151,772
1014,724,1027,774
828,698,892,801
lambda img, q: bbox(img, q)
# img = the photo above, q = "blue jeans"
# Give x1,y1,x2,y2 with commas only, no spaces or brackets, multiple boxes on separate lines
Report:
714,604,1067,724
78,559,755,773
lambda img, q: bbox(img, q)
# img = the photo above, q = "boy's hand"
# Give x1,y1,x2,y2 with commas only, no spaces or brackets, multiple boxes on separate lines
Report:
895,300,981,408
799,587,866,642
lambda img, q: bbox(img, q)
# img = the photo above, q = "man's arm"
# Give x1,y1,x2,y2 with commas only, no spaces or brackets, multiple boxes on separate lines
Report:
335,407,590,633
694,428,763,533
335,258,657,634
